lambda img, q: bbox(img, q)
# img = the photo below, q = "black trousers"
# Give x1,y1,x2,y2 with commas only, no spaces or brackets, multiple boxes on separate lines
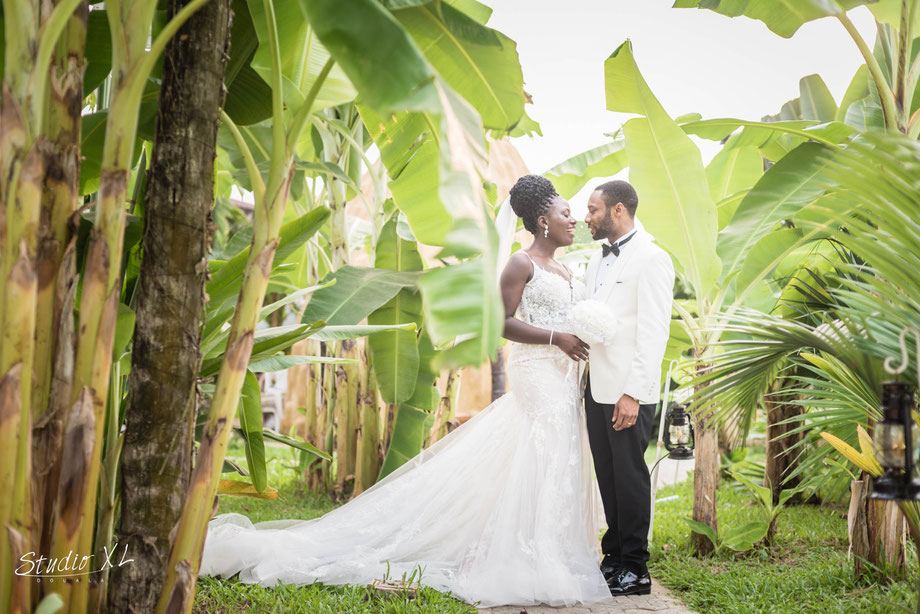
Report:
584,375,655,575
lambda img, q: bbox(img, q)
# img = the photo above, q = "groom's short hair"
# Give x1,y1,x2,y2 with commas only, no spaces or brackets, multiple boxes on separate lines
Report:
595,180,638,217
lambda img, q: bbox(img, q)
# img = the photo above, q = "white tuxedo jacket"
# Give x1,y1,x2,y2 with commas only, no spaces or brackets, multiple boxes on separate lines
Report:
582,232,674,405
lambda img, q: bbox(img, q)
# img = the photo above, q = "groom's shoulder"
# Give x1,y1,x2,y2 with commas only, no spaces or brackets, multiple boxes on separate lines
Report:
638,236,673,268
637,233,666,257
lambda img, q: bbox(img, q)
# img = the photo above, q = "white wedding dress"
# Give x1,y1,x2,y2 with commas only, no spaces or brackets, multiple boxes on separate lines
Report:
199,263,611,607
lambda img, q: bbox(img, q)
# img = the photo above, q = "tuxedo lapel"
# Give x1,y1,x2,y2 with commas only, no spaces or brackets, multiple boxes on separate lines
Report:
595,234,647,304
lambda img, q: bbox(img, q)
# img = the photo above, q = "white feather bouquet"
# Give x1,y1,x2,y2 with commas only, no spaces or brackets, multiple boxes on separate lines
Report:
569,299,617,345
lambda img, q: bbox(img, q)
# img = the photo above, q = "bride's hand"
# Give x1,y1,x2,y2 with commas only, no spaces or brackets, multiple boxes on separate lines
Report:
552,332,589,361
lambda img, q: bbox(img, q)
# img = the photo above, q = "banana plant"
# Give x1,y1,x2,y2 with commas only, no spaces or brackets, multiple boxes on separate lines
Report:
822,427,920,609
682,517,769,556
560,0,920,552
158,0,516,608
680,132,920,585
0,1,209,612
675,0,920,136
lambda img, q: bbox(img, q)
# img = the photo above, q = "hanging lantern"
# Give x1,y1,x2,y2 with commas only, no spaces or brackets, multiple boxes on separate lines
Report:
664,403,694,460
871,380,920,501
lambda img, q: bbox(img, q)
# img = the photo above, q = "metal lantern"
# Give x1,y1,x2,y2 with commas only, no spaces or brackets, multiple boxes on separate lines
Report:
664,403,694,460
870,380,920,501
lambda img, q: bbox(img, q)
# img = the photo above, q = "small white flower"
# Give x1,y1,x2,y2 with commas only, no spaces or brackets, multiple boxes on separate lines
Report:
569,300,617,345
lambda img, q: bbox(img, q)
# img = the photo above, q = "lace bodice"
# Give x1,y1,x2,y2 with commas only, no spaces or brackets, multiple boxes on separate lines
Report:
512,260,585,364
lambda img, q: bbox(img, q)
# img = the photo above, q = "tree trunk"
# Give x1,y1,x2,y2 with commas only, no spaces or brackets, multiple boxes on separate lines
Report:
490,346,506,402
354,342,381,495
691,411,719,555
436,369,462,441
849,475,908,580
690,354,718,556
31,0,87,598
763,379,803,505
108,1,230,611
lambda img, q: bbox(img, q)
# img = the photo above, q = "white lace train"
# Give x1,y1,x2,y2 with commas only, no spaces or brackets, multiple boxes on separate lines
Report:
200,265,611,607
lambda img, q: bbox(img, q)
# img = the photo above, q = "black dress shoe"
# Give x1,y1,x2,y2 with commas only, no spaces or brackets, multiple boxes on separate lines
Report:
600,562,623,583
608,568,651,596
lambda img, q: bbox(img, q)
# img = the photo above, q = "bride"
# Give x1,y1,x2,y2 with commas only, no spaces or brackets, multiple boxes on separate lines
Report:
200,175,612,607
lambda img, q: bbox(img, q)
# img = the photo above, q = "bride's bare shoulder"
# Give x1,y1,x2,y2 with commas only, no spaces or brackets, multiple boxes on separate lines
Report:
502,251,535,283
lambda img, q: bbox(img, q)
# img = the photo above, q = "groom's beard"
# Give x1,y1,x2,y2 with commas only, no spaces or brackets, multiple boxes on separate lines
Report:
593,214,616,241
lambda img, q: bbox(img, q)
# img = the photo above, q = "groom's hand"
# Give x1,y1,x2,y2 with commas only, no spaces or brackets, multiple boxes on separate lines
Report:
612,394,639,431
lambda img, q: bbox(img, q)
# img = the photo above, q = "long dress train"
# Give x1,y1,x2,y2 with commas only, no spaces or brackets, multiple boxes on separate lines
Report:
200,264,611,607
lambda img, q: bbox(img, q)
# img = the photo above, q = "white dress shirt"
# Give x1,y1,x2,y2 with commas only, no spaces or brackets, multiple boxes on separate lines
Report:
594,230,638,295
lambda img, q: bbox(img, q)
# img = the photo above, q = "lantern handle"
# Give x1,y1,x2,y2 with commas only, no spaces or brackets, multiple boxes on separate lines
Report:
883,327,920,387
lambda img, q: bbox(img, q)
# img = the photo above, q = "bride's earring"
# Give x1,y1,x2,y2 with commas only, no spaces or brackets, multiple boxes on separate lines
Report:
543,225,549,238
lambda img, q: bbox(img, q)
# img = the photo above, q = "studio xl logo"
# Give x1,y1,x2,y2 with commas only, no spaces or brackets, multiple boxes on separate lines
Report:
15,543,134,583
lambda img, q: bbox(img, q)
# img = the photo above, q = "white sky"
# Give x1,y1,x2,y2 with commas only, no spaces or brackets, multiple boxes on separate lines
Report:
486,0,877,214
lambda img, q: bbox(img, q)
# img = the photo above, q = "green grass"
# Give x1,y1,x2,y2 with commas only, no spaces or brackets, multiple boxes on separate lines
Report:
195,574,476,614
201,440,917,613
649,477,918,614
194,443,474,613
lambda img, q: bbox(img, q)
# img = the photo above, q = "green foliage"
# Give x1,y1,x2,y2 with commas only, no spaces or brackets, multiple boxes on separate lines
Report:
704,137,762,207
377,405,432,480
302,266,419,326
683,517,769,555
84,10,112,94
237,370,267,492
730,471,801,534
300,0,437,112
543,139,627,200
368,218,426,404
689,134,920,497
605,39,721,298
249,0,357,113
417,258,503,369
392,2,525,130
672,0,874,38
207,207,331,315
653,482,914,614
717,142,832,288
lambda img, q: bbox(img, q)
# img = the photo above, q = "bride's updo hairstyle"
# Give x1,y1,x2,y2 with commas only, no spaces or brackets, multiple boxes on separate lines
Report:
508,174,559,235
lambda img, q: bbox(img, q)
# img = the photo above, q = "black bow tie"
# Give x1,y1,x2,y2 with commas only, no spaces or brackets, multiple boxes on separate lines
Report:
602,232,636,257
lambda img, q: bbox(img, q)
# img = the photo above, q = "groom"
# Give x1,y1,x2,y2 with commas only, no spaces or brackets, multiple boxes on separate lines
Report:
583,180,674,596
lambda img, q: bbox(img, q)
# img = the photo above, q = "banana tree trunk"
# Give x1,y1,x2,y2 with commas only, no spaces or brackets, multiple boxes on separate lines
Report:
2,166,42,614
89,368,124,613
50,2,209,610
158,169,295,613
0,365,27,613
354,342,381,495
326,164,359,497
32,246,77,567
435,369,461,442
691,356,718,556
306,343,331,490
30,0,86,586
108,1,230,611
333,341,359,498
764,379,803,505
850,475,908,579
158,48,335,612
0,3,44,609
384,402,398,450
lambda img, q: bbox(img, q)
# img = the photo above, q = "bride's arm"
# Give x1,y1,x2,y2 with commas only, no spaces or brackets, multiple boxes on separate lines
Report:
500,252,588,361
